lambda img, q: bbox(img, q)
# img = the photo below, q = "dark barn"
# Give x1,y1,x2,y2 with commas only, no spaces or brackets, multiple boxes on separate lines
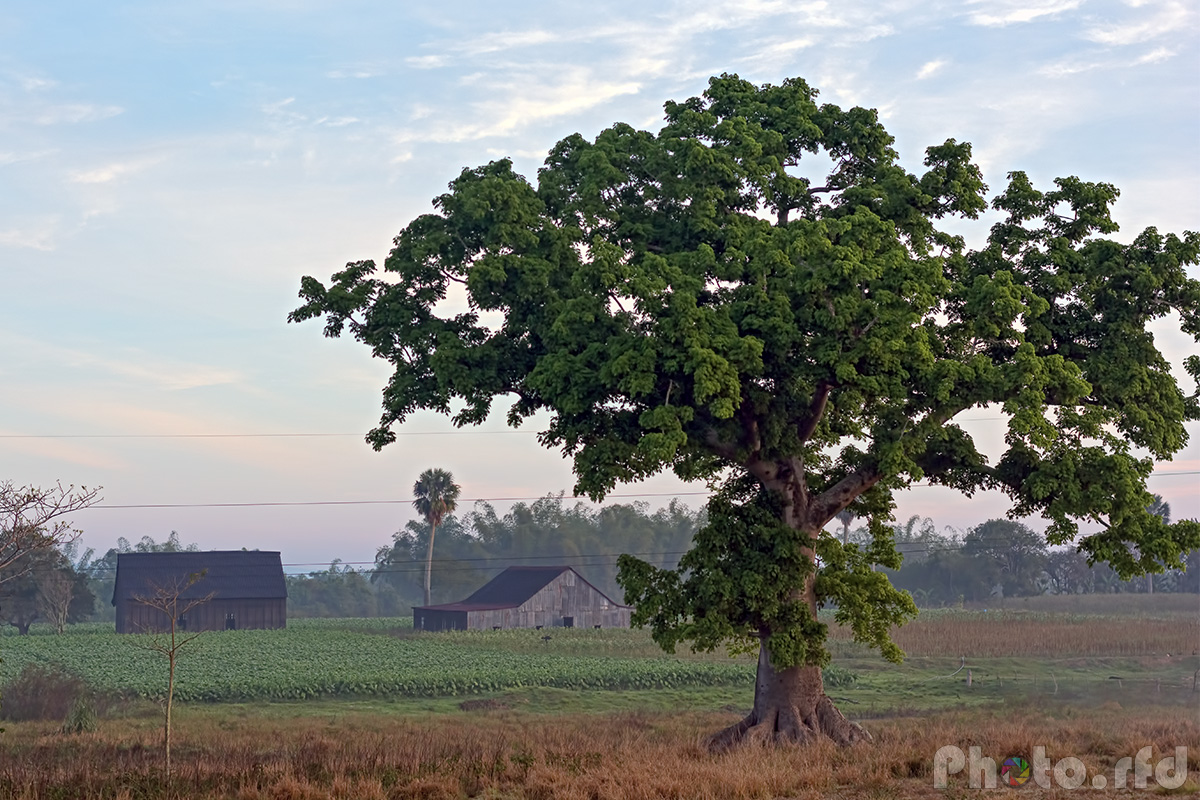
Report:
112,551,287,633
413,566,631,631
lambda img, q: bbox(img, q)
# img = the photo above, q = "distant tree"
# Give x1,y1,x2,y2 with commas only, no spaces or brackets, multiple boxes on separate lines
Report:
835,509,855,546
1182,544,1200,594
412,469,461,606
0,549,94,634
374,514,490,606
891,516,948,564
1043,549,1093,595
963,519,1047,599
287,561,406,618
1144,495,1172,594
36,569,74,633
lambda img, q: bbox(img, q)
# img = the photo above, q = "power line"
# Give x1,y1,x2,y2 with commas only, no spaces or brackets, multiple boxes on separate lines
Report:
0,431,529,439
74,529,1157,575
4,421,1019,439
84,470,1198,510
89,491,713,510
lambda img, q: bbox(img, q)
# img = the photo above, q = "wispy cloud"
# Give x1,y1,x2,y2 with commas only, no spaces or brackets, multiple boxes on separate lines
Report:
393,68,641,146
327,66,384,78
966,0,1083,27
916,59,948,79
69,157,163,184
452,29,564,56
0,222,58,251
404,55,446,69
1,333,244,392
17,74,57,92
33,103,124,125
314,116,360,127
1039,44,1179,77
0,148,56,167
1083,1,1190,45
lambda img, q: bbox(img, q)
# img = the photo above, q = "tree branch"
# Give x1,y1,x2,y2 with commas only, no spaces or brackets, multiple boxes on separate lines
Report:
810,468,882,526
796,382,832,444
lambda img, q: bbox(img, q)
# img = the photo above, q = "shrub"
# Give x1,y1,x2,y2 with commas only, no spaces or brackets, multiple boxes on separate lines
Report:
60,695,98,734
1,662,88,722
822,665,859,688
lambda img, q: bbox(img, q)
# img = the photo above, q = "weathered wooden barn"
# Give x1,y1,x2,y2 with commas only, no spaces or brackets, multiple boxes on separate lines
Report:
413,566,631,631
112,551,287,633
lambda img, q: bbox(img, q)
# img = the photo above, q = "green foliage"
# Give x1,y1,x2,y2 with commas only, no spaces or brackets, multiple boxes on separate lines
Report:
412,469,461,529
287,561,406,618
291,73,1200,678
619,476,916,668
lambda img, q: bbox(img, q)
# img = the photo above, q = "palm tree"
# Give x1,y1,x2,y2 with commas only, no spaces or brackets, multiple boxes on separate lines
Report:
412,468,461,606
836,508,855,546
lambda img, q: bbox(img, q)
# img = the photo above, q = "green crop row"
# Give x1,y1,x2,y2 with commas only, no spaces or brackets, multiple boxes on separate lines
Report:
0,625,753,703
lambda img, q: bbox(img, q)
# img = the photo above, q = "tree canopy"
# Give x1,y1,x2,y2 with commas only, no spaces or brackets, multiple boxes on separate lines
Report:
291,73,1200,745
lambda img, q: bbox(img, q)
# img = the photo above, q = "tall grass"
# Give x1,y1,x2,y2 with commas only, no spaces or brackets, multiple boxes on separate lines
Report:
1,704,1195,799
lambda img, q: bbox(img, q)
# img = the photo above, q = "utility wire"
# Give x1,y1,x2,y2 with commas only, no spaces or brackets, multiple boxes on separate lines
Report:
89,491,713,509
84,470,1198,510
0,432,528,438
74,531,1160,574
3,421,1015,439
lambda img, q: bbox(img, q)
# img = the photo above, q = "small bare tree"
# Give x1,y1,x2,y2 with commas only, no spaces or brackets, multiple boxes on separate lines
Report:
131,571,212,778
36,568,74,634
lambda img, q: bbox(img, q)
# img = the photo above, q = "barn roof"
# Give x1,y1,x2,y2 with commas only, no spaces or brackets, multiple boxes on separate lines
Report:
112,551,287,605
416,566,624,612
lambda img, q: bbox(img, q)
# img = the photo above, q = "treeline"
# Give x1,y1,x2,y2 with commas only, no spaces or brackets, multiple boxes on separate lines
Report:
0,498,701,628
372,496,701,608
5,502,1195,631
874,516,1200,607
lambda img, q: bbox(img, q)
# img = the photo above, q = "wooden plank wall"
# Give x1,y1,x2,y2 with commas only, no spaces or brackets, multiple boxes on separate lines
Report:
116,598,286,633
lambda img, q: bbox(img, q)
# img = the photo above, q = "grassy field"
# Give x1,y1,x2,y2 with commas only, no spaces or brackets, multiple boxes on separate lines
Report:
1,597,1198,798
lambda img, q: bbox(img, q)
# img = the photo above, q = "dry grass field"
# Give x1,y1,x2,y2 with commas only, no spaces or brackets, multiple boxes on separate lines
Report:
1,703,1197,799
2,597,1198,799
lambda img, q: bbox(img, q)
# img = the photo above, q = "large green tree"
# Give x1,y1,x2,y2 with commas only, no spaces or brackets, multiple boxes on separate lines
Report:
290,74,1200,747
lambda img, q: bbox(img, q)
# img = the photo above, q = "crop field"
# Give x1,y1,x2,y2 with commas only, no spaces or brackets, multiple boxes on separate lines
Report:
1,599,1197,798
0,621,754,702
2,604,1197,709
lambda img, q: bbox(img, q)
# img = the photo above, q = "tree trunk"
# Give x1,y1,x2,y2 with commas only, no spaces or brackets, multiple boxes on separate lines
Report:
709,474,870,750
709,614,870,750
424,522,437,607
166,649,175,778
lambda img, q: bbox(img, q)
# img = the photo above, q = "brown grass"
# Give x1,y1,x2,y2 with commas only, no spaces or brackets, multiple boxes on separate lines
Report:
1,703,1197,799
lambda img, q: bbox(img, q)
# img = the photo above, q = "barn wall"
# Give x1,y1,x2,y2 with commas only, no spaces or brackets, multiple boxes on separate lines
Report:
465,571,631,630
116,598,286,633
413,608,467,631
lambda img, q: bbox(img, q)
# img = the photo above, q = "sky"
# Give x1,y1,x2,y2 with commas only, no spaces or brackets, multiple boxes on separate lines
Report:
2,0,1197,573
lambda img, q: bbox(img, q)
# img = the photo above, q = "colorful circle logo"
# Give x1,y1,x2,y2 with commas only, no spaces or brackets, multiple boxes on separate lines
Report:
1001,756,1031,787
